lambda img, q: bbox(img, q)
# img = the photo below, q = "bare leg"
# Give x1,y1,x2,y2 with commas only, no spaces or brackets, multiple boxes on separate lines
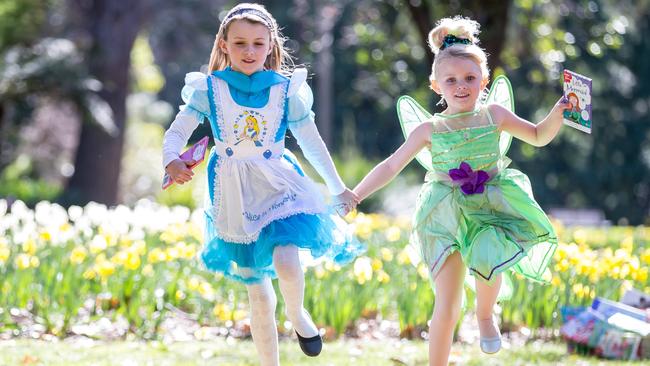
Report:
246,279,279,366
273,245,318,337
475,273,502,342
429,251,466,366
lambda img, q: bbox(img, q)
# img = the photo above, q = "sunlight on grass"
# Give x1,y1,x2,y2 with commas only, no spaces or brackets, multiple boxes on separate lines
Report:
2,339,648,366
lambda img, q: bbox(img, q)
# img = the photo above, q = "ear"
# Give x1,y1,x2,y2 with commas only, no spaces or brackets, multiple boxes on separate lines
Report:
218,38,228,54
480,77,489,90
430,79,442,94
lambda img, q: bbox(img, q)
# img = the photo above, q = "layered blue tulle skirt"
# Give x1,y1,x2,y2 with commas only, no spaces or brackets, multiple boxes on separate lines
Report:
201,211,363,284
200,149,364,284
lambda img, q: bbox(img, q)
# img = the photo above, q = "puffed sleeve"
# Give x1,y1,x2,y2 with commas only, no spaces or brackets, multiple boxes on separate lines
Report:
286,74,346,195
286,80,315,127
162,72,210,168
180,72,211,121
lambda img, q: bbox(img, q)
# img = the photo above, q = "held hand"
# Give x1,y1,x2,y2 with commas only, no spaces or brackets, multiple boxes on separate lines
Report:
547,97,573,126
165,158,196,185
333,188,360,216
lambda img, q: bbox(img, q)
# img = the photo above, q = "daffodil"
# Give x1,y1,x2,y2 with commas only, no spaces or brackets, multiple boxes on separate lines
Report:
371,258,383,271
147,248,167,263
353,257,373,284
377,270,390,284
89,235,108,254
573,229,588,246
0,240,10,264
187,276,201,291
213,303,231,321
198,282,215,300
15,253,31,270
397,250,411,265
381,248,394,262
124,252,141,270
22,238,36,255
69,246,87,264
142,264,154,277
29,256,40,268
175,290,186,301
385,226,401,242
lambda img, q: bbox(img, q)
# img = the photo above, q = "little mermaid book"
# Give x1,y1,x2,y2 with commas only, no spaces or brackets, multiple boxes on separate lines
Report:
162,136,209,190
563,69,593,134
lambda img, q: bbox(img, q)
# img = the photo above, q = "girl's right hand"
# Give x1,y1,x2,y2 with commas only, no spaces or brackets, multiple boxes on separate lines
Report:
165,158,196,184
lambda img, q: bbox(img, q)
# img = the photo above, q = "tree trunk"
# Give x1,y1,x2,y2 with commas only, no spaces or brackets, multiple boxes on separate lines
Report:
313,1,341,147
65,0,153,205
464,0,511,73
404,0,511,74
404,0,434,66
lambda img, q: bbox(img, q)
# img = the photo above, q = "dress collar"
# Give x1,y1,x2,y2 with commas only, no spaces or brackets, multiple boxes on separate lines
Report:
212,67,287,93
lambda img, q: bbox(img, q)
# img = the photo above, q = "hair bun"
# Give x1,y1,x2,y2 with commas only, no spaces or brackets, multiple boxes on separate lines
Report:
428,16,481,54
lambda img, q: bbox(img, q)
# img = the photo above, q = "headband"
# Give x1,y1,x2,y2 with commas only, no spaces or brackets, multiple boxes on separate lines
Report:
440,34,472,51
223,7,274,30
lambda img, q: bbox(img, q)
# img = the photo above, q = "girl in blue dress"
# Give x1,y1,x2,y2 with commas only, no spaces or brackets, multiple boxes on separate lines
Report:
162,3,362,364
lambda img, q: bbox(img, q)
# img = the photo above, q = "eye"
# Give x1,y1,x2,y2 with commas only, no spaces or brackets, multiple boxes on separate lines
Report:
446,77,456,83
466,75,476,81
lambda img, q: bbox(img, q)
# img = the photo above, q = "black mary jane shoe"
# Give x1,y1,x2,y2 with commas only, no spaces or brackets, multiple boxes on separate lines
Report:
295,331,322,357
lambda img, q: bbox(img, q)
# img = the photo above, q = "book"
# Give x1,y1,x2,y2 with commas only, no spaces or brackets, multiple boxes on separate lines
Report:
620,288,650,310
162,136,209,190
563,69,593,134
592,297,648,322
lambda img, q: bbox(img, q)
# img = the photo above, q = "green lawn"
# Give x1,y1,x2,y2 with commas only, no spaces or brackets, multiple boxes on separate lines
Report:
1,338,648,366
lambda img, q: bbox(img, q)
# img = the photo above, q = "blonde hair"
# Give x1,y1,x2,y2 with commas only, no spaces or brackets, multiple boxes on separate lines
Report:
428,16,490,84
246,115,260,134
207,3,294,75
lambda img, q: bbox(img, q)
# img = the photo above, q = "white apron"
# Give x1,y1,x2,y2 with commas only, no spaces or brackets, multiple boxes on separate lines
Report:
208,76,326,244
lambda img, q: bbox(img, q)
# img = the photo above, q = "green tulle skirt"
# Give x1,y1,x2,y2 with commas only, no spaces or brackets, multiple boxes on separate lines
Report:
411,168,557,293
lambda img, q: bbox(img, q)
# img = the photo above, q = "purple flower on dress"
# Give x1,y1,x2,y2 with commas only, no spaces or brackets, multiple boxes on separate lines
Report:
448,161,490,195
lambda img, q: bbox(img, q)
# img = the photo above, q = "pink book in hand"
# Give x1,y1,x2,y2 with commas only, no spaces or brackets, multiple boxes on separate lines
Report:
162,136,210,190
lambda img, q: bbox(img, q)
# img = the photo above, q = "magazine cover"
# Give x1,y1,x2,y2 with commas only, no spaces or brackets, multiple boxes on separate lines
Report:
162,136,209,190
563,69,593,133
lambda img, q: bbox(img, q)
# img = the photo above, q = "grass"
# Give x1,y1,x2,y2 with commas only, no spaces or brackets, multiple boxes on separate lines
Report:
2,338,648,366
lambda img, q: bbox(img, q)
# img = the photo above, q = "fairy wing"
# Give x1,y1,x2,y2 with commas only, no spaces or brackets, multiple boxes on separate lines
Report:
486,75,515,156
396,95,434,171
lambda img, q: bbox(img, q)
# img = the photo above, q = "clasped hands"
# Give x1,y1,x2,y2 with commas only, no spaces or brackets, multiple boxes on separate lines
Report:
332,188,361,217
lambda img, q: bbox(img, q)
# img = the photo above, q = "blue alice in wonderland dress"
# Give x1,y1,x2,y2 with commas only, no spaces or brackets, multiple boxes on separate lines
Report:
168,67,363,284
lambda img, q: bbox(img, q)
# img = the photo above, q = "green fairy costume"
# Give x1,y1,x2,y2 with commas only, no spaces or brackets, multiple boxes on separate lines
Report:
398,76,557,286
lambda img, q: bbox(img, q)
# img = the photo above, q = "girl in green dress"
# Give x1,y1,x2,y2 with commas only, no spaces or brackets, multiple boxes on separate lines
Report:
352,16,572,366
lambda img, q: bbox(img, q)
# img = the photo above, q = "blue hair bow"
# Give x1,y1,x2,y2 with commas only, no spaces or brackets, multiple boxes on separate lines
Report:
440,34,472,50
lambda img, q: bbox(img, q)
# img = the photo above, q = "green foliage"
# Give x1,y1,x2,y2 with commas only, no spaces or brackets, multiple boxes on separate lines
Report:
2,0,650,223
501,0,650,224
130,35,166,94
0,155,61,204
0,0,50,49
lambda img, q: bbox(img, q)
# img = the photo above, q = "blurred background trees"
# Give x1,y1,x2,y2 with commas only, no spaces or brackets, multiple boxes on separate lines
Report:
1,0,648,224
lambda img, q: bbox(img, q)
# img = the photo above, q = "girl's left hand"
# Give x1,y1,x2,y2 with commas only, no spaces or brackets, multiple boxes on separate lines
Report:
548,97,573,125
333,188,359,216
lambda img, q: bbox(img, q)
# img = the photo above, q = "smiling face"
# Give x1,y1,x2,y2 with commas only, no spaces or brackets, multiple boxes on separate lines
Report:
431,57,488,114
219,20,272,75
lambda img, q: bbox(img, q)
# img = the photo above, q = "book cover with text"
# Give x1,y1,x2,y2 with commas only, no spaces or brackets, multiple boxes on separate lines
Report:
563,69,593,134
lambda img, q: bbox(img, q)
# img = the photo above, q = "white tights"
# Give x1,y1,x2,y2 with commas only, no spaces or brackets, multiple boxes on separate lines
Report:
245,245,318,365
